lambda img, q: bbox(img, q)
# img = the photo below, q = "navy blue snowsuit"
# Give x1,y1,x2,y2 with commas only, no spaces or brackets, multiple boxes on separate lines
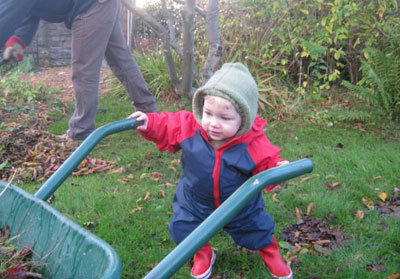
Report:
139,111,284,250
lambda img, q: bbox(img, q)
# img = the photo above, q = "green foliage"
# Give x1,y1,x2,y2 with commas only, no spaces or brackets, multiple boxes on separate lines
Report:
135,50,177,98
341,29,400,120
0,66,64,125
304,106,376,125
0,71,48,103
223,0,399,101
14,55,35,73
110,50,177,100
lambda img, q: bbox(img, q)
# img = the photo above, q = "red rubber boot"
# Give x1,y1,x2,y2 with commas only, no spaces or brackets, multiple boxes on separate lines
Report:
258,236,293,279
191,243,216,279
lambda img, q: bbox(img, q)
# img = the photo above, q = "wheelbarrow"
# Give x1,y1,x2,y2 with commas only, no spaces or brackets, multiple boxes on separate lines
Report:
0,118,313,278
0,119,142,279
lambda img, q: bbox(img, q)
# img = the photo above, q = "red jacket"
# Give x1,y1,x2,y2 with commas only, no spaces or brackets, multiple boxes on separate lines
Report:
140,111,284,208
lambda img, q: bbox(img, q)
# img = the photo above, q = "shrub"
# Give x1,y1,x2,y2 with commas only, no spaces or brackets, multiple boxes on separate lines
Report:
342,27,400,120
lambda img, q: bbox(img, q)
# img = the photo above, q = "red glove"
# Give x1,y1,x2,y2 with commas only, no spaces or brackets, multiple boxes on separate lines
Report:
3,36,26,62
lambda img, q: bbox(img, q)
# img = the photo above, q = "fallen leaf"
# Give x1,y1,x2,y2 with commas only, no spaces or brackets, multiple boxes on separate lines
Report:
278,241,293,251
313,244,332,256
378,192,387,202
130,207,143,214
169,166,177,173
144,192,151,201
355,210,365,220
110,166,126,174
373,176,382,180
150,172,164,181
388,273,400,279
118,178,128,184
160,190,166,197
306,203,313,215
295,207,304,224
326,182,340,190
272,193,279,202
130,202,143,214
170,159,180,165
313,239,331,245
301,177,312,182
362,198,375,209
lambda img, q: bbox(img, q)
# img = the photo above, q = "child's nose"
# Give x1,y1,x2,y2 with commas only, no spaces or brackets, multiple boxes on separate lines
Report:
210,117,219,127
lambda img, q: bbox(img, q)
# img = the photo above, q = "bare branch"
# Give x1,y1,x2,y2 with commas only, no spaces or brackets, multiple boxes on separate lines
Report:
173,0,206,18
161,0,182,56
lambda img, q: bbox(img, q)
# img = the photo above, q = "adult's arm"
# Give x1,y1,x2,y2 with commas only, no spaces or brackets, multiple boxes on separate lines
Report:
13,16,41,46
0,0,37,48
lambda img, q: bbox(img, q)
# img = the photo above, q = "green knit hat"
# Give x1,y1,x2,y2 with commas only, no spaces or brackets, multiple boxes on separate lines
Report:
192,63,259,135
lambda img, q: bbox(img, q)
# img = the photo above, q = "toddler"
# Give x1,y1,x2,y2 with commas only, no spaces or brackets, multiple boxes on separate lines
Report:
129,63,292,279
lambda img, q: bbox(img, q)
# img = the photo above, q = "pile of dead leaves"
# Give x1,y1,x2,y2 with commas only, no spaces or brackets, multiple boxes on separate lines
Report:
280,206,345,259
376,194,400,219
0,226,44,279
0,126,116,184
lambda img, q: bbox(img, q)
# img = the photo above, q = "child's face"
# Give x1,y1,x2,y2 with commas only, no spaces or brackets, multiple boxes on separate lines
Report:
201,95,242,141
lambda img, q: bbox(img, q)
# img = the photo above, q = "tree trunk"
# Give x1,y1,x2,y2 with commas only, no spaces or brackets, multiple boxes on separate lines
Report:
180,0,196,98
200,0,222,85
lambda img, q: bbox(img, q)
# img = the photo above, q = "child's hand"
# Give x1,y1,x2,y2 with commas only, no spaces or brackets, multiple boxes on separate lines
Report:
276,160,290,166
128,111,149,131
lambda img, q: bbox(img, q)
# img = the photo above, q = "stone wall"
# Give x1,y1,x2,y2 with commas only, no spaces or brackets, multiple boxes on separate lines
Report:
26,21,72,66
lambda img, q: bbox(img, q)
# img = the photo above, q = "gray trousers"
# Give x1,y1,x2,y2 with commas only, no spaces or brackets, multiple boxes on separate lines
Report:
68,0,157,140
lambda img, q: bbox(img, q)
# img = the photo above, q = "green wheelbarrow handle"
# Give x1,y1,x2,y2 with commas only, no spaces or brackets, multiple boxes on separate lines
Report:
34,118,143,201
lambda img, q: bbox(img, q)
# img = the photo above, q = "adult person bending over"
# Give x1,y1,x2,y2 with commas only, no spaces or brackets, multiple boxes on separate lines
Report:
0,0,157,141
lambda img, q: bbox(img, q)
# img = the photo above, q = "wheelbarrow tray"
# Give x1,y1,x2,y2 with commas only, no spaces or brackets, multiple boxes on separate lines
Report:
0,181,122,279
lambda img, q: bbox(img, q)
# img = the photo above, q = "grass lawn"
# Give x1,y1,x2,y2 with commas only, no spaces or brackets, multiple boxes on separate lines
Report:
19,93,400,279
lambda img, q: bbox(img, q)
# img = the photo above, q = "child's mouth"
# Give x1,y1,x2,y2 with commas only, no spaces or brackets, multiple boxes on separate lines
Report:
209,130,220,138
